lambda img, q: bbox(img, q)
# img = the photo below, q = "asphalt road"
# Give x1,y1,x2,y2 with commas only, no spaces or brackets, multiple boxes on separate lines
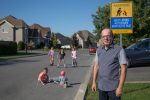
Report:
0,49,94,100
126,66,150,82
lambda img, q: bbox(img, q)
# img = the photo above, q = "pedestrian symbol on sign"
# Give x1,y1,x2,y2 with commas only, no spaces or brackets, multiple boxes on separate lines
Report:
116,8,127,17
116,8,122,16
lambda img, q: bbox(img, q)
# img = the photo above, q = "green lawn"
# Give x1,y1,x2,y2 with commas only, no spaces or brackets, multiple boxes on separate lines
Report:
86,83,150,100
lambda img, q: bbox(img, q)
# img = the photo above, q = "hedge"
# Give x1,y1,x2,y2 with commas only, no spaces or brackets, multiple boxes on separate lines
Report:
0,41,17,55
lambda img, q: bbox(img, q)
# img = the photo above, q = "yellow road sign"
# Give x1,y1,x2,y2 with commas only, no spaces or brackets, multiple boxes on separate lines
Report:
111,2,133,17
110,2,133,34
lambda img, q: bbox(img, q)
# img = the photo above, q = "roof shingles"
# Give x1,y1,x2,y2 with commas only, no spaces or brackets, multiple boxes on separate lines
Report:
0,15,28,28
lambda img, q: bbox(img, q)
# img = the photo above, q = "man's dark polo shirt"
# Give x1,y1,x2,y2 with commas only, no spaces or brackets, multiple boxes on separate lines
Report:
96,44,127,91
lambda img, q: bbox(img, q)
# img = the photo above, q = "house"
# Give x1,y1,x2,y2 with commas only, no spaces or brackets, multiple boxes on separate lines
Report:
0,15,28,43
50,32,72,49
73,30,95,48
29,24,51,48
55,33,72,46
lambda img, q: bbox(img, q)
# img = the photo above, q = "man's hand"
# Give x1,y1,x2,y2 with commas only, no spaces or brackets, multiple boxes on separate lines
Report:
92,82,97,92
116,87,123,97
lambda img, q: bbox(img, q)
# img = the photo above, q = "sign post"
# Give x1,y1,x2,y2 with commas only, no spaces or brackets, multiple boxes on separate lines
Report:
110,2,133,47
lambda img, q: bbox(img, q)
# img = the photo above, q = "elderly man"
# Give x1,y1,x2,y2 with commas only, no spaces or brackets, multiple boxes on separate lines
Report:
92,28,127,100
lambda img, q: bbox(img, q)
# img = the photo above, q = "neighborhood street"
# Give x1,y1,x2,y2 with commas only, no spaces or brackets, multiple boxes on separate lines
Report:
0,49,150,100
0,1,150,100
0,49,94,100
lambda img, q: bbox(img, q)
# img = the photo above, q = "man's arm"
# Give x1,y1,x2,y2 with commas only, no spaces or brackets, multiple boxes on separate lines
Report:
92,52,99,92
116,48,127,96
92,63,99,92
116,64,127,96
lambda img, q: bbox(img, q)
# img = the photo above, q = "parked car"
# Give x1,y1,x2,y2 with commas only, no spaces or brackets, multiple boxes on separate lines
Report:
125,38,150,67
89,47,96,54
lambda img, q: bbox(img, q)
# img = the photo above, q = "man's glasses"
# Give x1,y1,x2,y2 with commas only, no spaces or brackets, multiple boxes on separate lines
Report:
101,35,111,39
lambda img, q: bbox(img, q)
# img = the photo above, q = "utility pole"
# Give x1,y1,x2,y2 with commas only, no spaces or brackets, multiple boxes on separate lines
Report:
25,27,28,54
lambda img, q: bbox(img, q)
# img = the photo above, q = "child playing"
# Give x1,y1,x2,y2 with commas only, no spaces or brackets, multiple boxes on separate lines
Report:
48,47,55,66
37,67,50,85
52,70,68,88
71,47,77,67
57,48,66,67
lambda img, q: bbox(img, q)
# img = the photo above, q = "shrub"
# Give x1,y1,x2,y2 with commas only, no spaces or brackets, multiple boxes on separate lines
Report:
17,41,25,50
43,46,49,51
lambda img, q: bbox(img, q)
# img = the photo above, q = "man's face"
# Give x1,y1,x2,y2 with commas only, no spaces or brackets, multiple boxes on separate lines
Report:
101,29,113,46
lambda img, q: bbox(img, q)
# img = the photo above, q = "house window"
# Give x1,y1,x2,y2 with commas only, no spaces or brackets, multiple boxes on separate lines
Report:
1,27,8,33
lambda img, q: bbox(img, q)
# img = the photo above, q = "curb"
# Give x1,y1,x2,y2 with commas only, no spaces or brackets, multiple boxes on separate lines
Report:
13,53,47,58
0,53,47,65
1,53,47,59
74,65,92,100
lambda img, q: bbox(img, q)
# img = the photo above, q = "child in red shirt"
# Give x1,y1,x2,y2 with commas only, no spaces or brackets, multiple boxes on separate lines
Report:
38,67,50,85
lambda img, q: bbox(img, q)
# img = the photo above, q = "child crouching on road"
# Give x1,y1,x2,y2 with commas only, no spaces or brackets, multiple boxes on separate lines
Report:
37,67,51,85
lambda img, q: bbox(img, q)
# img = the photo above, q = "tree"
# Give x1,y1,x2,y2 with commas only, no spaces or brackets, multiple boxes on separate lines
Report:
28,40,35,50
124,0,150,43
92,4,110,41
92,0,150,46
52,34,58,48
72,34,79,48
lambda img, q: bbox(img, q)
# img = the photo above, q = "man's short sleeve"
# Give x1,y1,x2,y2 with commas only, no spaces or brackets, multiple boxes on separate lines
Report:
95,51,98,65
119,48,127,65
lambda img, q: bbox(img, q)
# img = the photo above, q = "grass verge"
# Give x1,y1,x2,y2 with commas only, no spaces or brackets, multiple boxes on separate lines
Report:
86,83,150,100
